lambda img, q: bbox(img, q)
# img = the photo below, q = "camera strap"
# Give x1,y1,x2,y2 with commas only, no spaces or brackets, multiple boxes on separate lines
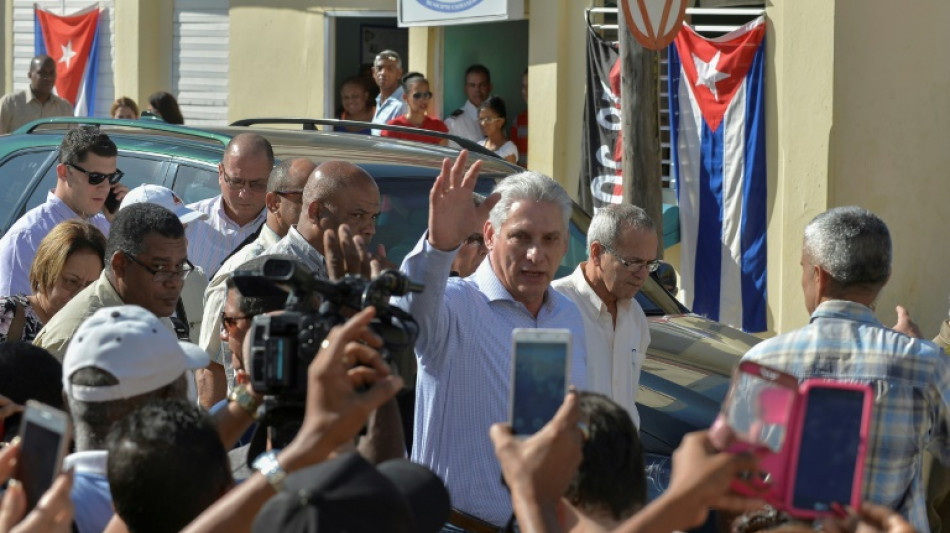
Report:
169,297,190,341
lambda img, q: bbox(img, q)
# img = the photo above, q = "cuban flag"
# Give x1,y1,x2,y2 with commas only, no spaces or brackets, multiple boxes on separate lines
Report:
668,17,767,332
34,5,101,116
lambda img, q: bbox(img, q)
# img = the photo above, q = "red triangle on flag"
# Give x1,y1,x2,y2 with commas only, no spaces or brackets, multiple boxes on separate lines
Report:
673,20,764,132
35,7,100,106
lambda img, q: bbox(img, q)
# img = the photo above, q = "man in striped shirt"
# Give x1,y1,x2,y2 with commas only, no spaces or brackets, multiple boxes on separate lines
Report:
186,133,274,276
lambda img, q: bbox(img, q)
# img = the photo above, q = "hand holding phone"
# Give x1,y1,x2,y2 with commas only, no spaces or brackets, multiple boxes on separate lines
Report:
13,400,70,512
509,328,571,436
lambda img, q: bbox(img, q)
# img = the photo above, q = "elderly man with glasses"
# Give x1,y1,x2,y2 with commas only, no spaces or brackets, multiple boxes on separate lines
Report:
186,132,275,276
0,126,127,296
35,203,194,361
553,204,659,428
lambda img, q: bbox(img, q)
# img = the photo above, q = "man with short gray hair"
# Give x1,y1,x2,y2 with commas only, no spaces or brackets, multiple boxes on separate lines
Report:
741,206,950,531
553,204,658,427
370,49,407,135
394,152,587,530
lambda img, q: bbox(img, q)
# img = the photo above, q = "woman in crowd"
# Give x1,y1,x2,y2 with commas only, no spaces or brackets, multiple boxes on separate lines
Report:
147,91,185,124
111,97,140,120
478,96,518,164
0,220,106,342
334,76,376,134
381,72,449,146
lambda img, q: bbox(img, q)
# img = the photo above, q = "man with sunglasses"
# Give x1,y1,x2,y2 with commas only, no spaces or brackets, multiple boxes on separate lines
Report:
35,203,193,361
186,132,274,276
196,158,315,408
553,204,659,428
0,126,125,296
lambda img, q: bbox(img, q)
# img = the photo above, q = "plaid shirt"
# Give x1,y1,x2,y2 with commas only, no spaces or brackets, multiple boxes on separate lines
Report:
742,300,950,532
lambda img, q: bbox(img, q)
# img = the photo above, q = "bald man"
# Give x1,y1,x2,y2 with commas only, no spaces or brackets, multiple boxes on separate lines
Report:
0,54,74,134
187,133,275,274
263,160,381,278
196,157,315,407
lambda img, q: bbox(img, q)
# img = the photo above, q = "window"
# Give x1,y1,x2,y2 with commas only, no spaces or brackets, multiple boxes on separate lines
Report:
171,163,220,205
0,150,56,235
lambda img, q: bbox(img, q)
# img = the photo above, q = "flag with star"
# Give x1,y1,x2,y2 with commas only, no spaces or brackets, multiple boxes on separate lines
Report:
34,4,101,116
668,16,767,332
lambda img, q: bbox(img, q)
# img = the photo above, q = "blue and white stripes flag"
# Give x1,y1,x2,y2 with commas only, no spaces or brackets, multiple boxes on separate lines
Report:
34,4,101,116
668,17,767,332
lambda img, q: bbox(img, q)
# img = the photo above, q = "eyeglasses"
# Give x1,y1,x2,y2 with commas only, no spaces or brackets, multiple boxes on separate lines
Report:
67,162,124,185
463,233,485,247
478,117,503,125
274,190,304,199
222,169,268,192
602,245,660,273
123,252,195,283
221,312,252,331
411,91,433,100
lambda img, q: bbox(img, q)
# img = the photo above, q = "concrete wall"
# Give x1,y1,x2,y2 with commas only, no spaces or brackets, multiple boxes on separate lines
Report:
113,0,174,109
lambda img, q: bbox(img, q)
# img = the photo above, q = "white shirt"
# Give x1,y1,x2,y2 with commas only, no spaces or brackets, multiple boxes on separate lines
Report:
479,139,519,162
553,263,649,428
445,100,483,144
186,195,266,276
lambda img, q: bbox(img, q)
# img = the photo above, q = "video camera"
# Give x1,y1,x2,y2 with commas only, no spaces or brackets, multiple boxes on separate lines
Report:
231,257,423,445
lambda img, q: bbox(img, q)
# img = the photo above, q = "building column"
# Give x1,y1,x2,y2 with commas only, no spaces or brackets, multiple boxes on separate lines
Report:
113,0,174,109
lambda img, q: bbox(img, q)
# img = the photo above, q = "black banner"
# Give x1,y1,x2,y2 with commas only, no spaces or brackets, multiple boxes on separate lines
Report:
578,29,623,214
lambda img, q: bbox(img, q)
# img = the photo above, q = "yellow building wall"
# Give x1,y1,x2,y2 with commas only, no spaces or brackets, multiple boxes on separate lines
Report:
113,1,174,109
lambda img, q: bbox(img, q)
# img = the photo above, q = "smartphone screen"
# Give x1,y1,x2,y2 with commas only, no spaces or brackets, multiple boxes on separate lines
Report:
791,387,865,511
14,405,68,512
510,330,570,435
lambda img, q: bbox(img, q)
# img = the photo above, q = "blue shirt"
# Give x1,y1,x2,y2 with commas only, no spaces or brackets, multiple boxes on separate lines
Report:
186,195,266,276
371,86,407,136
742,300,950,532
394,235,587,526
0,191,109,296
64,450,113,533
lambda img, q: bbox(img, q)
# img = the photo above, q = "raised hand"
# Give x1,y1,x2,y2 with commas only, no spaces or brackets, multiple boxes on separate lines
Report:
427,150,499,251
324,224,379,280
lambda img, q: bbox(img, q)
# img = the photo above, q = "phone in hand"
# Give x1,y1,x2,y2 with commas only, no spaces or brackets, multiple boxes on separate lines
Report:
509,328,571,436
104,187,120,214
13,400,70,512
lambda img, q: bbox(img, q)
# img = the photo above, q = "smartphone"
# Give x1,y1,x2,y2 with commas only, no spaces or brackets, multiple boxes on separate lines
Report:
13,401,70,512
104,188,120,214
509,328,571,436
785,381,871,519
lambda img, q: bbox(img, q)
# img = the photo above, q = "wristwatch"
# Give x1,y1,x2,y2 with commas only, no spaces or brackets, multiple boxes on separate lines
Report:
252,450,287,491
228,384,261,420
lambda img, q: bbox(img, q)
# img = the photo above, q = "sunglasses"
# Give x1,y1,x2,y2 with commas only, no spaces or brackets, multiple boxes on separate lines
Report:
68,162,124,185
221,312,252,331
411,91,433,100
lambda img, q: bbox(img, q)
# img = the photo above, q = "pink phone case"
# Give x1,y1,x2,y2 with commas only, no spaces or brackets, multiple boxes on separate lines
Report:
781,380,872,520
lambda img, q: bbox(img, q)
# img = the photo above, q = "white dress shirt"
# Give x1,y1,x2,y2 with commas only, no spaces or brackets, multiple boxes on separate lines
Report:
445,100,483,144
553,263,649,428
186,195,266,276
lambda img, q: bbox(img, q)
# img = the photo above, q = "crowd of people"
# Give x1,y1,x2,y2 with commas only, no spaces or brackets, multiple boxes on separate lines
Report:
0,55,942,533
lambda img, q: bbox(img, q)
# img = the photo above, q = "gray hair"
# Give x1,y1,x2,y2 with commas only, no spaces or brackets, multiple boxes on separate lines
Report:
374,49,403,70
802,206,891,289
266,158,294,194
586,204,655,254
489,171,572,233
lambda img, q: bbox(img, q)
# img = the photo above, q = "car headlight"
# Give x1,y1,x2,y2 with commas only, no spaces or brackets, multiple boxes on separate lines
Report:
644,453,672,501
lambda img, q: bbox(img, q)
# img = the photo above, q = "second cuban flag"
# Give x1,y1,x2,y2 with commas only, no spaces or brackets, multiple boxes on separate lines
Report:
34,5,101,117
668,17,767,332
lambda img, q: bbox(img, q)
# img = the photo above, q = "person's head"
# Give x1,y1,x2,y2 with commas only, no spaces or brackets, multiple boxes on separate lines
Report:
478,96,508,139
119,184,209,228
586,204,658,303
147,91,184,124
28,55,56,98
62,305,209,450
218,133,275,226
300,161,380,252
0,342,62,442
450,193,488,278
222,256,287,374
54,126,119,217
401,72,433,115
105,203,189,317
373,50,404,96
110,97,139,119
801,206,891,313
340,76,373,117
107,399,233,533
29,220,106,316
464,64,492,107
266,158,315,237
565,392,646,525
486,172,571,315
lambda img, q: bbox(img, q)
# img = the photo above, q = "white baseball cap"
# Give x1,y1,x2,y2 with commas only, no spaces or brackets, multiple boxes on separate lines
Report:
62,305,210,402
119,184,208,225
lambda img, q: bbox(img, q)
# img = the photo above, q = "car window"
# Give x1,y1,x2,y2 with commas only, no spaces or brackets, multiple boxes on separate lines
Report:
0,150,56,234
172,164,220,205
23,153,168,214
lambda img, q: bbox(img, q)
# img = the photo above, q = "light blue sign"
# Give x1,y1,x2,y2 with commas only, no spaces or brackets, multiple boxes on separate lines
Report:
417,0,485,13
